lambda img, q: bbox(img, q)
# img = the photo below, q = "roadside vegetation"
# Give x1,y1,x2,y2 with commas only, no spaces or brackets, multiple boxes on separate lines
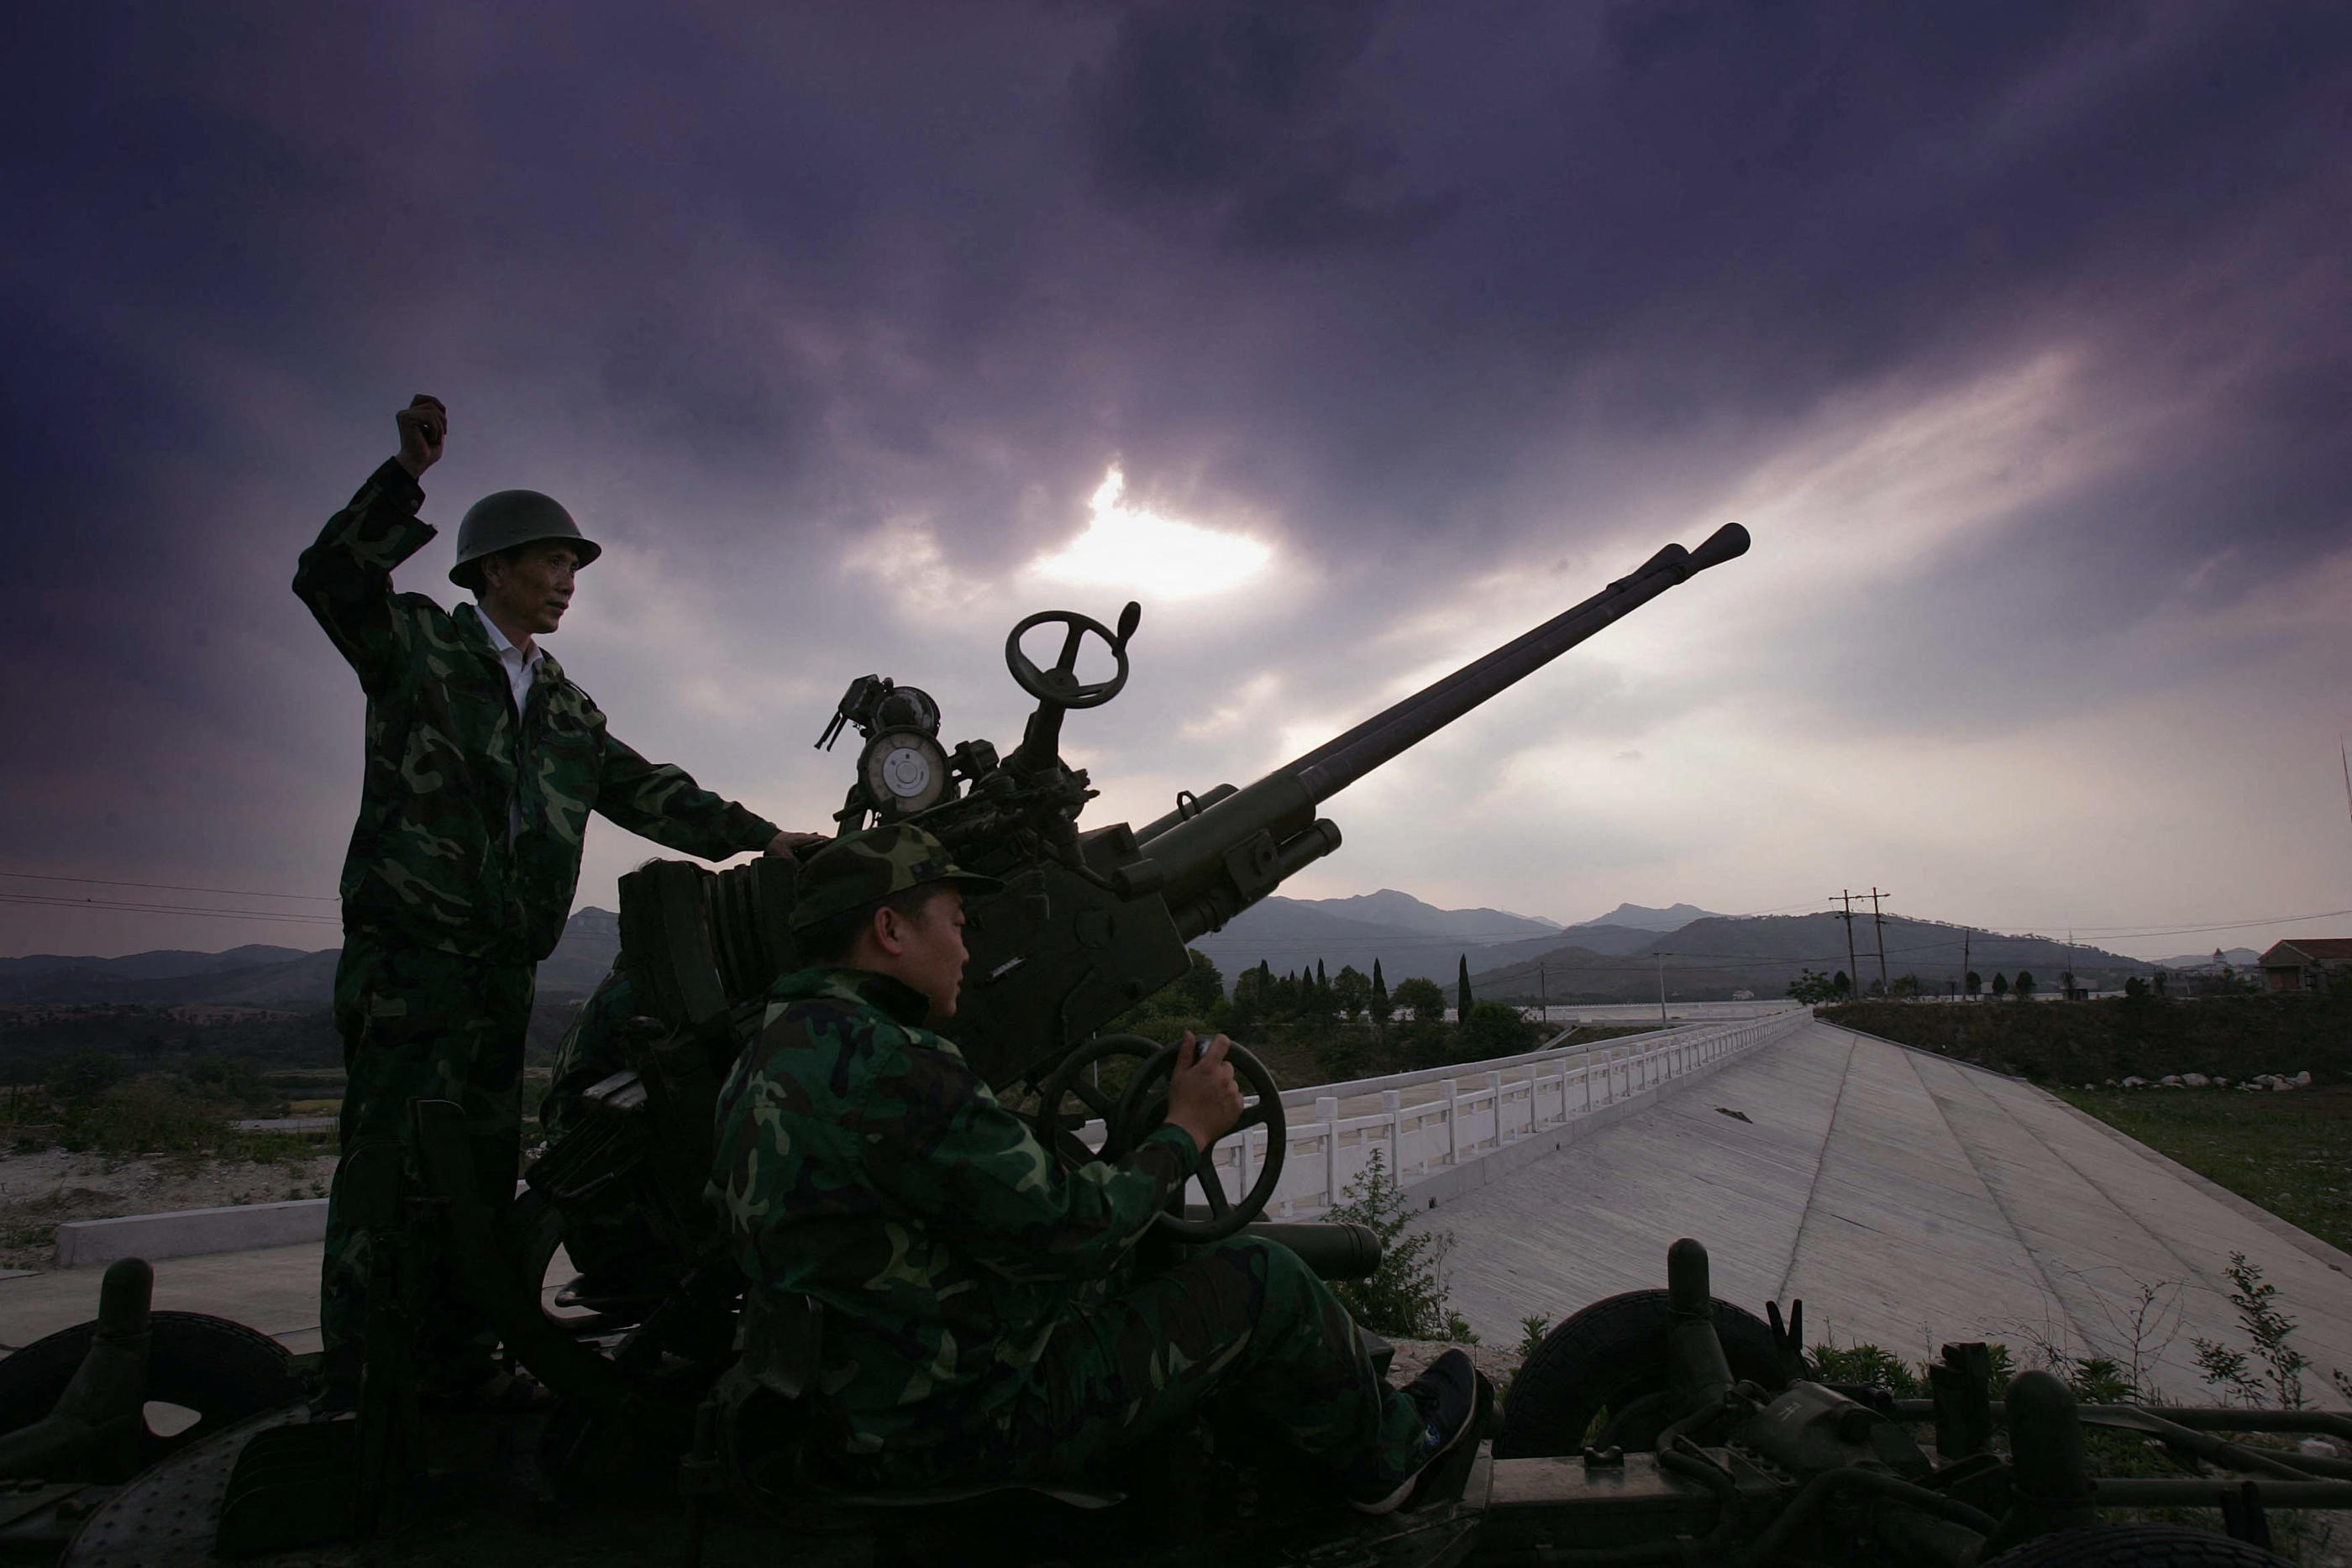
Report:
1,1050,336,1161
1323,1148,1477,1345
1104,948,1654,1091
1815,990,2352,1086
2052,1084,2352,1257
1798,1254,2347,1564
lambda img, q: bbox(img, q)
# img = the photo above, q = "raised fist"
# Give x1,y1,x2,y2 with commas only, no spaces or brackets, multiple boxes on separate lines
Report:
395,395,447,478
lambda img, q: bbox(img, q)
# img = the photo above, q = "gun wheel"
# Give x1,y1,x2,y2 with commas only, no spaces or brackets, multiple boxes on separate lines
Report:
1494,1288,1782,1458
1032,1033,1162,1168
0,1311,297,1474
1982,1525,2294,1567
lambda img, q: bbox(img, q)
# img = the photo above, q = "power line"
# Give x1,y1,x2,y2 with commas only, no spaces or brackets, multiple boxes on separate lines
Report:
0,871,338,902
0,892,343,927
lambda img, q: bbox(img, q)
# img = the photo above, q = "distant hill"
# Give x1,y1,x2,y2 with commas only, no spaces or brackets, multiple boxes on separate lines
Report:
1301,890,1562,943
2151,947,2262,971
0,945,312,1001
1569,902,1724,932
1469,914,2146,1004
1187,890,1574,990
0,908,624,1012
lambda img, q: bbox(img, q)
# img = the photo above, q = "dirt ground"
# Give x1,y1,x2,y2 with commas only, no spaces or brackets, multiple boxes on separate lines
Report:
0,1146,340,1272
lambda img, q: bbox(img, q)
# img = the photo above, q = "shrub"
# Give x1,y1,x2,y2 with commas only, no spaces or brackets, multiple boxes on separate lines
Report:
56,1075,234,1155
1462,1001,1537,1060
1326,1149,1473,1344
45,1047,125,1106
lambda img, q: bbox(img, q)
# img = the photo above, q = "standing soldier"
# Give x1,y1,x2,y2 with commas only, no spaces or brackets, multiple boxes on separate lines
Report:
296,394,824,1409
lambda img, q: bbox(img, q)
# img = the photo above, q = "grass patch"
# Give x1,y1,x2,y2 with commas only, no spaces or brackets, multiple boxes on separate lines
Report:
1820,994,2351,1086
2055,1084,2352,1256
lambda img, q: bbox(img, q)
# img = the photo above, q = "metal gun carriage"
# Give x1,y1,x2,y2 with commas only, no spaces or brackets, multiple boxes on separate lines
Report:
9,522,2345,1565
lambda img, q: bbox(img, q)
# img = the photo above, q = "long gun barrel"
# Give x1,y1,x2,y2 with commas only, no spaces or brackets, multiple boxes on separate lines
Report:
1136,522,1751,940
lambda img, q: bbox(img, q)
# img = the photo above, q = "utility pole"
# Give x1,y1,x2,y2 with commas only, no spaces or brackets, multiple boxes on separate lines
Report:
1538,962,1548,1024
1868,888,1890,996
1835,890,1860,999
1961,928,1971,1003
1656,951,1669,1027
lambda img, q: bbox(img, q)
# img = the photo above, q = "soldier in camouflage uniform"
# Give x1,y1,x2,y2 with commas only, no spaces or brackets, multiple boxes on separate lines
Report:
297,395,822,1403
709,826,1478,1513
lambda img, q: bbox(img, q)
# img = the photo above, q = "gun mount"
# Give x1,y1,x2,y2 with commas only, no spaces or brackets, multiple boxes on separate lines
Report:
779,521,1754,1093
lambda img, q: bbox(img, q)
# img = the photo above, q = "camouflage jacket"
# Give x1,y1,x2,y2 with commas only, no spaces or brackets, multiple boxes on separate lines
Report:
296,460,780,962
709,966,1199,1457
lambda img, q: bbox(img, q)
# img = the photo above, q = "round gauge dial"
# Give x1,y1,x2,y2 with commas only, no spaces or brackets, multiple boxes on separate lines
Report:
859,730,950,816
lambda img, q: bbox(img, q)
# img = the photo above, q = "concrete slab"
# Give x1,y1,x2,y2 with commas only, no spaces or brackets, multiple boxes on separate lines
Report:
1431,1020,2352,1405
0,1242,326,1356
1,1242,583,1362
54,1198,328,1267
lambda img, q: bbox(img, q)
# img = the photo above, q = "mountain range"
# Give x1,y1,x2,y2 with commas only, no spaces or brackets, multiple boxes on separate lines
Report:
0,899,2268,1014
0,910,622,1012
1465,913,2149,1004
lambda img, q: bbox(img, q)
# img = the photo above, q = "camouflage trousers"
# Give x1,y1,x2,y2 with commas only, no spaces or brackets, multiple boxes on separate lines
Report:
319,935,534,1392
848,1236,1427,1500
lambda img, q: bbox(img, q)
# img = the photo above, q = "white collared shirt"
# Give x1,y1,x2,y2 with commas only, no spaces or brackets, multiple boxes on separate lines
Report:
475,609,544,847
476,608,545,716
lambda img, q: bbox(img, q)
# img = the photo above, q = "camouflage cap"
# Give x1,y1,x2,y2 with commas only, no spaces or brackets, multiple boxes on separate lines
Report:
788,825,1003,933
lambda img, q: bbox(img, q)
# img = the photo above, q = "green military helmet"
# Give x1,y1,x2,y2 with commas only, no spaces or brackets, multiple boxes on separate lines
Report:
789,825,1004,933
449,490,603,589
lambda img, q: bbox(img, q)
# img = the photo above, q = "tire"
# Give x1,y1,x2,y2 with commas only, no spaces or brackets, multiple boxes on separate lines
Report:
1982,1524,2295,1567
0,1310,297,1468
1494,1288,1782,1459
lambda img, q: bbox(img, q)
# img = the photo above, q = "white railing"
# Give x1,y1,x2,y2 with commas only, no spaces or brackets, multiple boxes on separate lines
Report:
1148,1007,1811,1217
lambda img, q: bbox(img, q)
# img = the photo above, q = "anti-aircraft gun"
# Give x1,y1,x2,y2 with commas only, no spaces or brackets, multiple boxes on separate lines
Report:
399,521,1762,1488
0,523,1748,1559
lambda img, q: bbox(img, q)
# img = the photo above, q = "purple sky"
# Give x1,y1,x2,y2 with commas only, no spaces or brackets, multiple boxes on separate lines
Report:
4,3,2349,962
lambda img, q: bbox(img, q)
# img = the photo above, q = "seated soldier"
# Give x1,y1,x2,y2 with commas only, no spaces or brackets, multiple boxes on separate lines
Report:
708,825,1478,1513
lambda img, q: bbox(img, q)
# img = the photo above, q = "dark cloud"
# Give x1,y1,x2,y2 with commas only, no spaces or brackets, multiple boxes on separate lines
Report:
1075,0,1457,248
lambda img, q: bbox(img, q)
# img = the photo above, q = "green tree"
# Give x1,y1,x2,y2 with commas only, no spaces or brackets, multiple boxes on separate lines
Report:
1462,999,1534,1059
1965,970,1982,997
1832,969,1851,999
1231,962,1273,1035
1393,976,1447,1025
1333,964,1369,1020
1175,948,1223,1013
1370,960,1392,1033
1890,974,1920,999
2013,970,2036,1000
1456,954,1473,1025
1991,972,2009,998
1785,968,1837,1004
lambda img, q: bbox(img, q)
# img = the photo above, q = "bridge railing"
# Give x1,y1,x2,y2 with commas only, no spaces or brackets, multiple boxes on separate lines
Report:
1148,1006,1811,1217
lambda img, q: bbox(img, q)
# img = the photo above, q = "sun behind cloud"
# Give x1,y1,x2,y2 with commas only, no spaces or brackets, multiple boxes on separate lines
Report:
1027,466,1273,599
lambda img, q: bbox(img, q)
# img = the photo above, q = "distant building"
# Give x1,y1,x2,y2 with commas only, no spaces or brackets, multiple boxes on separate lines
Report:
2258,938,2352,993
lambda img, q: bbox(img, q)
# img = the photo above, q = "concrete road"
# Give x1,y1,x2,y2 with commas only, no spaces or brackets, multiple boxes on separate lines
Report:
1429,1017,2352,1403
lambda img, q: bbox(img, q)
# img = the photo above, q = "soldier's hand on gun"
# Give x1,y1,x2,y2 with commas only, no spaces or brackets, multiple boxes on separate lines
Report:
764,830,831,857
1167,1030,1243,1153
395,395,447,478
